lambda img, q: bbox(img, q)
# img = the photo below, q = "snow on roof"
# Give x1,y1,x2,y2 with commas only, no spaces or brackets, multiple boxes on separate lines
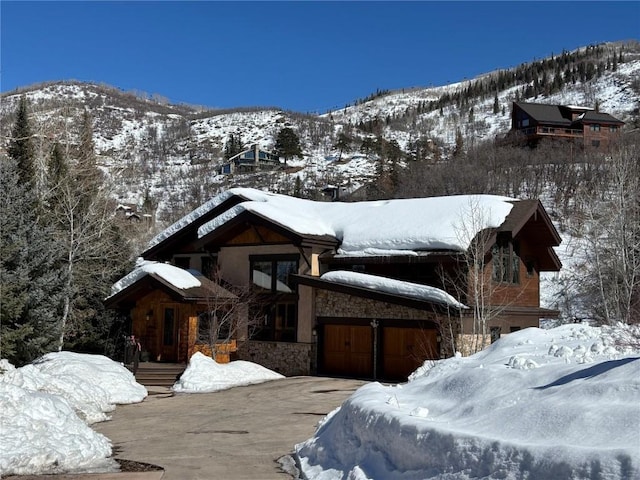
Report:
109,259,201,298
295,323,640,479
565,104,593,111
146,187,268,249
321,270,467,309
196,189,516,254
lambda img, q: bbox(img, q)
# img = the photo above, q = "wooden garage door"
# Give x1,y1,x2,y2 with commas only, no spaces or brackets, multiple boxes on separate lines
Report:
322,325,373,378
383,327,438,381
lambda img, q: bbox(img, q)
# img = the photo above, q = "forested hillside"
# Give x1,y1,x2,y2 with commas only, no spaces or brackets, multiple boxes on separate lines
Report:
1,41,638,365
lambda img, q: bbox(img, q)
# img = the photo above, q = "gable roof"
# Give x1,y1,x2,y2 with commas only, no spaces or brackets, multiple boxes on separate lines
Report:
144,188,561,270
514,102,624,127
516,103,573,126
196,190,517,254
579,110,625,124
105,261,236,309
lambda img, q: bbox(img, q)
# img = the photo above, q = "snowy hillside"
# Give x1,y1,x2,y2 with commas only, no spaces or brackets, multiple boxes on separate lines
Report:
1,41,638,220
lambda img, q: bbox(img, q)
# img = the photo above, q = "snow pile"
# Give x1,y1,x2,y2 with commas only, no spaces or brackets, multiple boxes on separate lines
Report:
173,351,284,393
197,189,515,254
109,258,201,298
0,383,117,476
0,352,148,476
295,323,640,480
321,270,468,309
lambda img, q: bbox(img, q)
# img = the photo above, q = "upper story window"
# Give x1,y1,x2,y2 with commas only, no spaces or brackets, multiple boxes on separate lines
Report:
590,124,601,132
609,125,618,133
492,235,520,284
250,255,299,342
251,255,299,293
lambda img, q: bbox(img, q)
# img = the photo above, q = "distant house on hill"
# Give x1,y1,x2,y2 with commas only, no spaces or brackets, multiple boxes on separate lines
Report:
106,188,562,382
220,144,280,174
510,102,624,148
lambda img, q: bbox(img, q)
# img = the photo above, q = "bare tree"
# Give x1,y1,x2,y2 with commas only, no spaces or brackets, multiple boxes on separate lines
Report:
573,133,640,324
196,277,262,359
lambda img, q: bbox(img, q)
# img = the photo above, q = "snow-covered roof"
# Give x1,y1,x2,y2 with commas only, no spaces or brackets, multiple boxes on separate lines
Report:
193,189,516,254
146,188,266,250
108,260,201,299
320,271,467,309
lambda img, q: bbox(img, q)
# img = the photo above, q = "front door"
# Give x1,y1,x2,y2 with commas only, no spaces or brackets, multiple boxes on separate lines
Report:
161,307,178,362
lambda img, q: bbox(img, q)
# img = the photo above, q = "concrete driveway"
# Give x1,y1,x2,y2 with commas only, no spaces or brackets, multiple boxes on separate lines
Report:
94,376,367,480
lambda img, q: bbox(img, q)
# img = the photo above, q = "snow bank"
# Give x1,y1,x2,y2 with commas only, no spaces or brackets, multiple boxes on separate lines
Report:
295,323,640,479
0,352,147,476
0,383,117,476
172,351,284,393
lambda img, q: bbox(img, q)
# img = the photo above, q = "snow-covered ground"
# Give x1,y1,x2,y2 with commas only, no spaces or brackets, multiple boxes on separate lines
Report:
295,323,640,480
0,352,147,476
3,325,638,478
172,351,284,393
0,350,283,476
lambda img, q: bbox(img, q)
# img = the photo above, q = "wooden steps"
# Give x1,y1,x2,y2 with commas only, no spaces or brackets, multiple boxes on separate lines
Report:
134,362,186,387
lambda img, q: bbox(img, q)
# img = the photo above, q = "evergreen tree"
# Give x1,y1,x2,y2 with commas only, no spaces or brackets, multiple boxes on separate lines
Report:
7,96,35,186
1,156,63,365
274,127,303,164
493,94,500,115
48,143,68,189
334,132,352,161
224,133,244,160
454,129,464,157
293,176,302,198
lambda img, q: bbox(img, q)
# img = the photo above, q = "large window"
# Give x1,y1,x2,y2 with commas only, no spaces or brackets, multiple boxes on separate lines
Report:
250,255,299,342
492,235,520,284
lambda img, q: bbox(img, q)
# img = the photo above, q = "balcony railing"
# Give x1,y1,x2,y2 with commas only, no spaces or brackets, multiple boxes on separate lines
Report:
521,126,583,138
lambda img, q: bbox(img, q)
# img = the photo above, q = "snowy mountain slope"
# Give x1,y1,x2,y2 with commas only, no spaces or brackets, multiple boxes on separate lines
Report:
1,41,638,219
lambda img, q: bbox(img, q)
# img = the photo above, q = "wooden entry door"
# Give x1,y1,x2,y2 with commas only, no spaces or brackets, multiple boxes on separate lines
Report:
322,325,372,378
382,327,438,381
161,307,178,362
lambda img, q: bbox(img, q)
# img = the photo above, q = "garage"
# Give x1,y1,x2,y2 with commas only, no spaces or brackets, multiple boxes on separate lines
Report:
382,326,438,381
318,320,440,381
322,324,373,378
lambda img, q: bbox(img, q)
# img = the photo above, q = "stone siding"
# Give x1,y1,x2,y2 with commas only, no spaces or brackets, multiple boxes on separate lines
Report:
237,341,315,376
316,290,439,320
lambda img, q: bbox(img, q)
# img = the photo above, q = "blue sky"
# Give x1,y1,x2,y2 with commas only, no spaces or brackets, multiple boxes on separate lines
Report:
1,1,638,113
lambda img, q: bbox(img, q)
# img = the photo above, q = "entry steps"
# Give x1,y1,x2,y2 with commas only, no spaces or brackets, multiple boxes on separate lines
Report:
134,362,186,387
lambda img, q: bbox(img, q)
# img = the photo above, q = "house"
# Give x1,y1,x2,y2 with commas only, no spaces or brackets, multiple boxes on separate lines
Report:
220,144,281,174
510,102,624,148
106,188,562,381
